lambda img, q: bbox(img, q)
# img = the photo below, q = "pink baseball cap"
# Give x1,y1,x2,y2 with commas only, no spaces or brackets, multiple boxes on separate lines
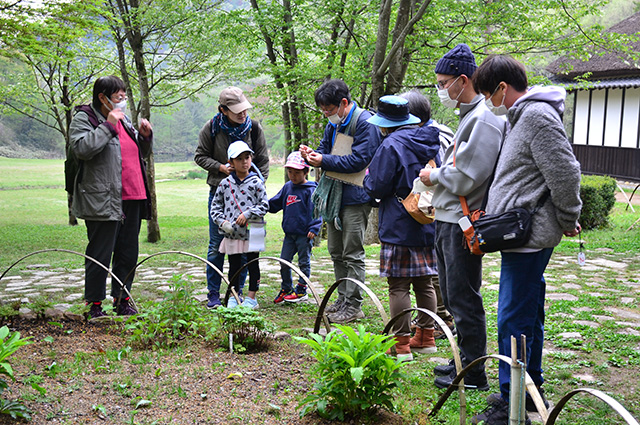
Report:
285,151,309,170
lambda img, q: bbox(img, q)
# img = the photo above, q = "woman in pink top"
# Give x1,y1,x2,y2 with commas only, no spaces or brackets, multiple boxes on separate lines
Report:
69,76,153,320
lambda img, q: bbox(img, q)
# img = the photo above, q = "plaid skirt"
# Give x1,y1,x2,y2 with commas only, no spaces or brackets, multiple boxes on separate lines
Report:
379,243,437,278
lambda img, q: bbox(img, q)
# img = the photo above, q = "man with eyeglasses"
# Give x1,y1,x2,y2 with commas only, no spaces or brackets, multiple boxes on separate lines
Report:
300,79,381,324
418,44,506,391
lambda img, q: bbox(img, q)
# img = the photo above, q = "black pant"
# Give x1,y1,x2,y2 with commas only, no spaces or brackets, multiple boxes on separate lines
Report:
84,200,144,302
435,221,487,377
228,252,260,293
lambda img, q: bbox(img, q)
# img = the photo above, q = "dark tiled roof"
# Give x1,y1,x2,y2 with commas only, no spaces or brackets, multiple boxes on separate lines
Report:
546,12,640,79
551,76,640,89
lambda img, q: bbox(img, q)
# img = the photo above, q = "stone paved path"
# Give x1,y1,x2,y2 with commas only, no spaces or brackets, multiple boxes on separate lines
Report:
1,249,640,422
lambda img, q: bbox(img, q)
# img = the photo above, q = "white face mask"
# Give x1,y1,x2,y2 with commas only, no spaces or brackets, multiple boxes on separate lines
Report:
328,113,342,125
485,85,508,116
327,102,345,125
437,76,463,109
106,97,127,111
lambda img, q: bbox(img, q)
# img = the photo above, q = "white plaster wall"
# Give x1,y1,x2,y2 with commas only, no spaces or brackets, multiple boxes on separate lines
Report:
604,89,623,147
573,91,590,145
621,87,640,148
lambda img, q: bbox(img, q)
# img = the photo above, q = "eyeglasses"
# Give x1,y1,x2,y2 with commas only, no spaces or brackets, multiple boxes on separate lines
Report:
111,95,127,102
435,77,458,90
321,105,339,115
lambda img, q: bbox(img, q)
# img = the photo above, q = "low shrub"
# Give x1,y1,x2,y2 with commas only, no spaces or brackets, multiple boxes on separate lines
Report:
296,324,405,421
123,275,219,348
579,175,617,230
215,306,275,353
0,326,32,420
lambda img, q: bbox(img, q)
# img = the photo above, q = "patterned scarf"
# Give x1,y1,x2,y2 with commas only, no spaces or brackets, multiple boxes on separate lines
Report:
211,112,252,141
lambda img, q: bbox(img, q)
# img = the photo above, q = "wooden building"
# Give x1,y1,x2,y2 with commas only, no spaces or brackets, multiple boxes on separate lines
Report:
546,12,640,182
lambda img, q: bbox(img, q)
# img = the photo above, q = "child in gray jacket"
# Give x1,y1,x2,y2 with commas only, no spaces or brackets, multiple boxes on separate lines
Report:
210,141,269,309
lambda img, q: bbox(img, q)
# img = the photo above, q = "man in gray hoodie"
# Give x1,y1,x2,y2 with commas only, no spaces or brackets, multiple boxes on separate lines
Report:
420,44,507,390
470,55,582,425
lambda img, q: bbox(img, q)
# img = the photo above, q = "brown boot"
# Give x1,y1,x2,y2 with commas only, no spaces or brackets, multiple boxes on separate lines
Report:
410,327,437,354
395,335,413,362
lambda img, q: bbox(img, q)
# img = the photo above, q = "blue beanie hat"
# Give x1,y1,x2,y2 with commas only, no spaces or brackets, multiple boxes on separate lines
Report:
435,43,477,77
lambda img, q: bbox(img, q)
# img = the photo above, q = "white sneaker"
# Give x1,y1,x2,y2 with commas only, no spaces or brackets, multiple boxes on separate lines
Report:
241,297,259,309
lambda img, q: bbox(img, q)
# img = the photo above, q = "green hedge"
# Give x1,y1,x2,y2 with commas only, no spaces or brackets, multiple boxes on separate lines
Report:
579,175,617,230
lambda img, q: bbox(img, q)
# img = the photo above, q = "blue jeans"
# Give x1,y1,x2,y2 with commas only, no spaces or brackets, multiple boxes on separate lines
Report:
498,248,553,400
280,233,313,292
207,190,246,295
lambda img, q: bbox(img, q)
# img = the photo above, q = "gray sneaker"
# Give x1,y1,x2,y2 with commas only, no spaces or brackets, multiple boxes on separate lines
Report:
329,304,365,324
324,298,346,314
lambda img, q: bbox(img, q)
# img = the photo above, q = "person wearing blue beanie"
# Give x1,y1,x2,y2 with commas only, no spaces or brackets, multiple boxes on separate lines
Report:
419,43,507,391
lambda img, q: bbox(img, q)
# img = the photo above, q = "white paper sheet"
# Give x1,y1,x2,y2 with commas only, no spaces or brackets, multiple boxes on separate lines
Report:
248,220,266,252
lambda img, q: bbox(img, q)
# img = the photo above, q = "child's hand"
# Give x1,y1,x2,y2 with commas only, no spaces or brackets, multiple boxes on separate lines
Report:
221,221,234,234
307,232,316,240
236,213,247,227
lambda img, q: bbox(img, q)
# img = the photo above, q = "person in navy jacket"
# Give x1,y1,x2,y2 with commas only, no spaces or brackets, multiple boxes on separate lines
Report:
300,79,381,324
364,95,441,361
269,152,322,304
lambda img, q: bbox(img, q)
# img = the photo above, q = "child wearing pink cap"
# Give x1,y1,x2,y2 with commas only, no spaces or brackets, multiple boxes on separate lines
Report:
269,152,322,303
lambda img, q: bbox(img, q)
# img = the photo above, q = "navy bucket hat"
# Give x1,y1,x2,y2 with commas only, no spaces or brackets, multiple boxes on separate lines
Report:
367,95,421,128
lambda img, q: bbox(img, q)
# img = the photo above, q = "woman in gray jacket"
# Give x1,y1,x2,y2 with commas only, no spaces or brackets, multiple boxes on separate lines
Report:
69,75,153,320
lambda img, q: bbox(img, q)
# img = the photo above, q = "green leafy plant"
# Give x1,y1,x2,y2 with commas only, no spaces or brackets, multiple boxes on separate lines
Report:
0,326,33,420
296,324,405,421
579,175,617,229
215,306,275,353
123,275,219,348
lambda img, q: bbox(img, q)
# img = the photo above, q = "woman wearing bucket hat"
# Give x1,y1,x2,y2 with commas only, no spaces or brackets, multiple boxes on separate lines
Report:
363,95,441,361
194,87,270,309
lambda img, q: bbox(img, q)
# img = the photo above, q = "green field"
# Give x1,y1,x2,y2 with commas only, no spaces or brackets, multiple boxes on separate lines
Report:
0,157,639,424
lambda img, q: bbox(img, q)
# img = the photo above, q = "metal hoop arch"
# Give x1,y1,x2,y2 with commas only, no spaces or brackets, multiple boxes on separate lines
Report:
382,307,466,423
219,256,332,332
0,248,134,311
546,388,639,425
312,277,388,334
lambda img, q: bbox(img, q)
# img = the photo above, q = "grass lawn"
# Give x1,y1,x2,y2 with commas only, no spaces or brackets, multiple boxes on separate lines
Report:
0,157,639,424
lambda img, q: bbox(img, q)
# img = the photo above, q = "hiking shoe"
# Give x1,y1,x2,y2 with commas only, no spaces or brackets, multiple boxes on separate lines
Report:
434,319,456,339
114,298,138,316
328,304,365,324
487,388,550,412
227,295,243,309
273,289,293,304
434,358,455,376
284,288,308,303
88,303,106,320
207,291,221,309
434,369,489,391
325,298,346,314
241,297,259,309
471,396,531,425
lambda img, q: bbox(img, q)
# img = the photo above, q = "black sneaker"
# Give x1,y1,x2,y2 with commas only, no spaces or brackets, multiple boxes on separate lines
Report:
434,369,489,391
434,358,455,376
88,302,107,320
487,388,550,412
114,298,138,316
471,397,531,425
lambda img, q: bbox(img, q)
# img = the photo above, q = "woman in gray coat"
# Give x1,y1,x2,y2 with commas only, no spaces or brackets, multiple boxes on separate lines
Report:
69,75,153,319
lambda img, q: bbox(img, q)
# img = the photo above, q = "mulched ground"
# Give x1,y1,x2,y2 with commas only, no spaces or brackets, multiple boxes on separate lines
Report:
0,317,407,425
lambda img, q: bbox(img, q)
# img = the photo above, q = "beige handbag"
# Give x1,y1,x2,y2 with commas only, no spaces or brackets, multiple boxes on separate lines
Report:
400,160,436,224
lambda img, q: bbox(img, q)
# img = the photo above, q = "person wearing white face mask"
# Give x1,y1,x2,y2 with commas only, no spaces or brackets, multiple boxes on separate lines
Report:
418,43,507,391
470,55,582,425
69,75,153,320
299,79,381,324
